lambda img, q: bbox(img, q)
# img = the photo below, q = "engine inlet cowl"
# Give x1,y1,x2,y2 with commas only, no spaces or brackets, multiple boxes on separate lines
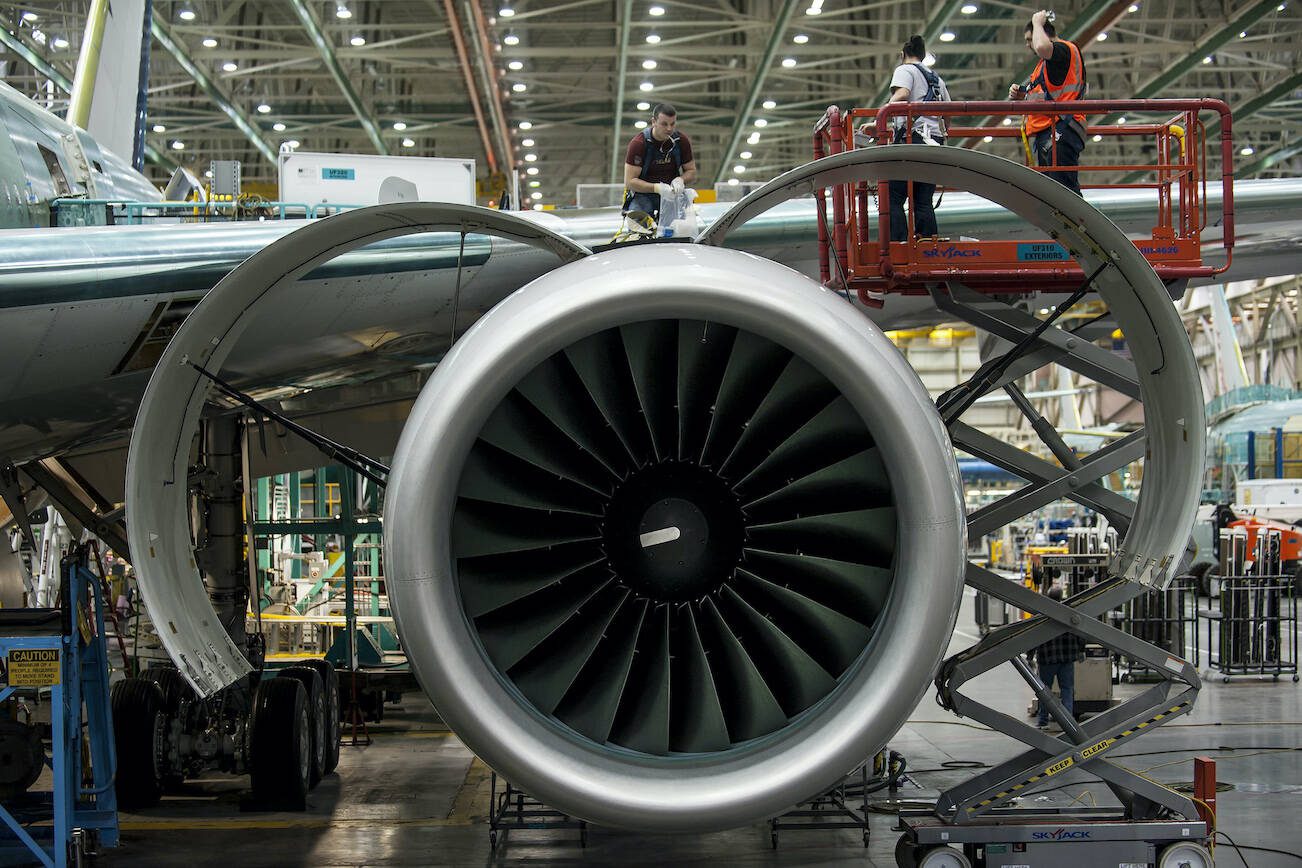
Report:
384,243,966,831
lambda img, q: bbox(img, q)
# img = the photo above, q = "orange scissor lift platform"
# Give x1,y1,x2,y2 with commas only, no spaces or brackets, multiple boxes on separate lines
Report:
812,99,1236,304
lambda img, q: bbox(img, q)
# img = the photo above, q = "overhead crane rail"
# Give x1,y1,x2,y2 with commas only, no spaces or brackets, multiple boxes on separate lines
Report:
813,99,1236,304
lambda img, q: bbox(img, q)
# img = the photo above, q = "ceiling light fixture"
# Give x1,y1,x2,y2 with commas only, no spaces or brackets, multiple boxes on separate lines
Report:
350,35,366,46
335,4,352,20
740,150,752,159
524,153,538,162
508,60,524,70
961,3,978,12
639,81,654,91
635,120,647,129
1240,146,1255,156
256,103,271,114
643,59,657,69
177,7,195,21
393,121,407,131
526,166,539,175
754,118,768,127
734,164,746,173
512,82,527,92
519,120,533,129
521,138,535,147
645,33,660,43
201,37,217,48
152,123,166,133
793,34,808,44
500,6,515,17
504,33,520,45
781,57,797,67
939,31,956,42
222,61,238,72
52,36,69,48
636,101,651,111
401,138,416,147
171,140,185,150
649,5,665,15
762,99,776,109
273,122,286,132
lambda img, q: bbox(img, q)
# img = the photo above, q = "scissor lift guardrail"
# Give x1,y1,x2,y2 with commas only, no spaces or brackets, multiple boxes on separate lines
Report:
813,99,1235,303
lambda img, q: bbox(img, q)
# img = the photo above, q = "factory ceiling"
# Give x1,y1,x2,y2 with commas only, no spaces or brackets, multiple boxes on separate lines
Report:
1,0,1299,204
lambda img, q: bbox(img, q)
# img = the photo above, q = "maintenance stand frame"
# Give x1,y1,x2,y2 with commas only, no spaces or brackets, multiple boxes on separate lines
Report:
0,550,119,868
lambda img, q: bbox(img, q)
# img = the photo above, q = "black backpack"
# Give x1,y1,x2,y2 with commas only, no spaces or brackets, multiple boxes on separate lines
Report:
911,63,944,102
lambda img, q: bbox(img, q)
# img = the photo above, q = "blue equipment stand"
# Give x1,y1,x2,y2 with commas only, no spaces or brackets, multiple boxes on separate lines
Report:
0,551,119,867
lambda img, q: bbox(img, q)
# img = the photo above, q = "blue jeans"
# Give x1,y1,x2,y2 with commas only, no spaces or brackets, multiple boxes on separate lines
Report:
1034,120,1084,196
889,130,943,241
623,190,661,219
1037,660,1075,725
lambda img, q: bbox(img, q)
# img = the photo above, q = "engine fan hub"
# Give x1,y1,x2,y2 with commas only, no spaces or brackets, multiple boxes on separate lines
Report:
602,461,745,603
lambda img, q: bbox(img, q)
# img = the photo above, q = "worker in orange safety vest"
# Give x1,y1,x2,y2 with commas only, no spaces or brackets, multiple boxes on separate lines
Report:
1008,10,1088,196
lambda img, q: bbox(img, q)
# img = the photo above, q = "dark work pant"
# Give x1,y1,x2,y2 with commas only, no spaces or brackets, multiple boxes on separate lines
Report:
889,131,943,241
1034,120,1084,196
623,190,661,219
1037,660,1076,725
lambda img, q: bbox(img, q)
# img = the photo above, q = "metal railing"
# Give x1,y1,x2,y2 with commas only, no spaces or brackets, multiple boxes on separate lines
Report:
812,99,1236,300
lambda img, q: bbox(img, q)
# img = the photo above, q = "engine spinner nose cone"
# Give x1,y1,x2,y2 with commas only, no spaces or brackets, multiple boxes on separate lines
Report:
603,461,744,603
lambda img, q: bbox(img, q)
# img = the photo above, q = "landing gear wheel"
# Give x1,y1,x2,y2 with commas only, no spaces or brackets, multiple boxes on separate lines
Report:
917,845,972,868
296,659,341,774
278,666,326,788
1158,841,1213,868
140,665,191,716
140,665,191,788
0,719,44,799
109,678,167,809
249,676,310,809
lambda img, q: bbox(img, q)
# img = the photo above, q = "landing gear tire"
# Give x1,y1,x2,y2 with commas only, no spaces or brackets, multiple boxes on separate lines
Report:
249,676,311,810
140,666,191,789
110,678,167,809
277,666,326,788
140,665,191,715
296,659,341,774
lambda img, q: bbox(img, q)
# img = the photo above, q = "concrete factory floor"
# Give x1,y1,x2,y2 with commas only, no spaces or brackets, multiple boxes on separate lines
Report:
104,589,1301,867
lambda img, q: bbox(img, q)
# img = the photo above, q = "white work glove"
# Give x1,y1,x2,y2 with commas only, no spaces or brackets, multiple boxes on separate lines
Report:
671,177,685,194
655,182,673,197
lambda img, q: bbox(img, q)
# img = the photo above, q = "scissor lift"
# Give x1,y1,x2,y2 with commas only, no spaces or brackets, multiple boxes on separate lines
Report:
813,98,1235,304
807,103,1235,868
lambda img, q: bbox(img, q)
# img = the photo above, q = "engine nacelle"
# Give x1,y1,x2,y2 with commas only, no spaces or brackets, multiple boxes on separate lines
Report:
384,243,966,831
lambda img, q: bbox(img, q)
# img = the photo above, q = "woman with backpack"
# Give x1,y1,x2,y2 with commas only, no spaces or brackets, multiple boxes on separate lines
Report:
884,35,951,241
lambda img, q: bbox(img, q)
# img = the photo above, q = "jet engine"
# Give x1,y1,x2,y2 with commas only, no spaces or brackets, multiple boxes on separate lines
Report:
383,243,967,831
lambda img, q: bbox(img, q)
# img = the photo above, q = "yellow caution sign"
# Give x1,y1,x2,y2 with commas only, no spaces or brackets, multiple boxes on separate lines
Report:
8,649,61,686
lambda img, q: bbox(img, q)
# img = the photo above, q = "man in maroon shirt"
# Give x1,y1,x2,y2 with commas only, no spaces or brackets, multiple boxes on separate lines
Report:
622,103,697,219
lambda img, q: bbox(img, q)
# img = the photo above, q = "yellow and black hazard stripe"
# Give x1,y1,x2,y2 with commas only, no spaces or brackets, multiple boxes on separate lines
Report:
963,702,1191,815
